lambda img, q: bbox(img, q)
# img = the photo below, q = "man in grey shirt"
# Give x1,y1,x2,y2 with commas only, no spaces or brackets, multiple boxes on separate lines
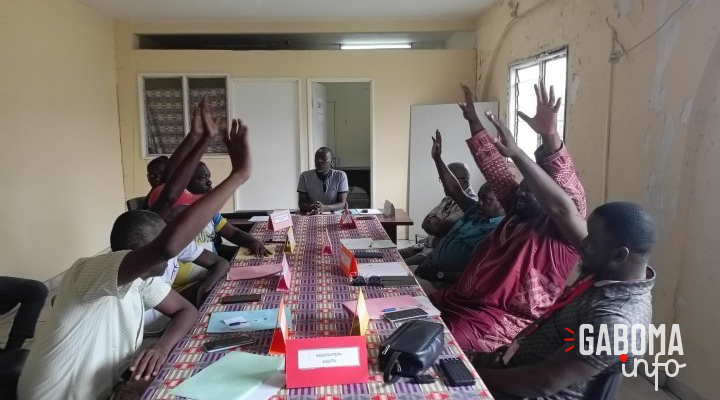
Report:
298,147,349,214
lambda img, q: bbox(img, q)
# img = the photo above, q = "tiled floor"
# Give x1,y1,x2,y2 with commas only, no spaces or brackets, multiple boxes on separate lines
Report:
0,252,680,399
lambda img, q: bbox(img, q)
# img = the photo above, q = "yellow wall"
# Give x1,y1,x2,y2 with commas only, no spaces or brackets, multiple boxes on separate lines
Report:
0,0,124,280
476,0,720,396
115,22,476,217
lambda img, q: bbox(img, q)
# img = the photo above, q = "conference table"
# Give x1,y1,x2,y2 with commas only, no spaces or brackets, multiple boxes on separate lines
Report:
142,214,492,400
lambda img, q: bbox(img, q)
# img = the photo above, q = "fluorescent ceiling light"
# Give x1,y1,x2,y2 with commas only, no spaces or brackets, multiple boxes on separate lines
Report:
340,43,411,50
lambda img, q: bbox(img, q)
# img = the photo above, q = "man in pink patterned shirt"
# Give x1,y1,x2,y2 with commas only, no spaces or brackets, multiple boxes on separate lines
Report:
430,82,587,352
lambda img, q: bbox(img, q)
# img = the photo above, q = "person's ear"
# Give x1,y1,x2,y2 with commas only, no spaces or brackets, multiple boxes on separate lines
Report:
612,246,630,264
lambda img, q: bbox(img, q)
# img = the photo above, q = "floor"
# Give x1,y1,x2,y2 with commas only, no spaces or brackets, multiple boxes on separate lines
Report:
1,245,679,400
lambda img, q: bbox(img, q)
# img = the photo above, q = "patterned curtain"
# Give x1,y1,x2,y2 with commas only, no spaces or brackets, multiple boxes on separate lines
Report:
144,86,185,155
188,80,228,154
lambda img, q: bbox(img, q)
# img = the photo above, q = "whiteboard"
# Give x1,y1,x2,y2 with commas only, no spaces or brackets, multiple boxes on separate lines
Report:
231,79,300,210
407,102,498,241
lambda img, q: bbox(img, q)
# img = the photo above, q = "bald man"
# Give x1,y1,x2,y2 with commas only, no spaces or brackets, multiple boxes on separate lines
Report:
400,162,478,265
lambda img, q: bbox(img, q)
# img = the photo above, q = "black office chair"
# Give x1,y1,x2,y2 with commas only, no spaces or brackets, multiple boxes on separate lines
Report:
126,196,147,211
586,372,623,400
0,348,29,400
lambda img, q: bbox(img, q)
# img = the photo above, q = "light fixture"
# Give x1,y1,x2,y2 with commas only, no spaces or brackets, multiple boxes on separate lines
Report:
340,43,412,50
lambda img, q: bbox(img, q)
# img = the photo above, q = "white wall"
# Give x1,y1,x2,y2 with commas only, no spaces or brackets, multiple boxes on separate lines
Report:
323,82,372,168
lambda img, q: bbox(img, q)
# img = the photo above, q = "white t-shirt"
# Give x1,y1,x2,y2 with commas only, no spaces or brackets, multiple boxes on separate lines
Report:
144,242,204,328
17,250,171,400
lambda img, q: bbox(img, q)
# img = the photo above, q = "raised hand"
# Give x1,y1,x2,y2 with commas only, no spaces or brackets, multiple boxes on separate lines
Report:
201,96,221,139
486,111,522,158
517,79,562,137
224,119,251,178
188,97,206,137
458,84,484,135
431,130,443,161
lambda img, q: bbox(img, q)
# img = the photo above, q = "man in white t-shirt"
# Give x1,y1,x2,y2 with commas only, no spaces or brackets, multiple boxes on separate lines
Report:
18,105,253,400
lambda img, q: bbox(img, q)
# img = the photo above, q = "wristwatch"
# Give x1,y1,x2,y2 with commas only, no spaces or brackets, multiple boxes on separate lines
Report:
436,271,445,280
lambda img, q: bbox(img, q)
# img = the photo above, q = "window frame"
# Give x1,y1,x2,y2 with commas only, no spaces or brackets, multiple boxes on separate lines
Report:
138,73,232,158
507,46,568,158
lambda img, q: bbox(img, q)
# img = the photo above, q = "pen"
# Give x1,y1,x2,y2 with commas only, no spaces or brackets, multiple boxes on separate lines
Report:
266,240,286,243
228,318,267,326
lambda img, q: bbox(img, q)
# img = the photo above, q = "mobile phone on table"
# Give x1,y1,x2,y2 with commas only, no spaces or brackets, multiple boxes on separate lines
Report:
382,307,429,323
220,293,262,304
202,335,254,353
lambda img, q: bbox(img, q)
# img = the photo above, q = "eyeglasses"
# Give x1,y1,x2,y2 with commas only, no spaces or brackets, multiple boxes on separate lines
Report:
350,275,382,286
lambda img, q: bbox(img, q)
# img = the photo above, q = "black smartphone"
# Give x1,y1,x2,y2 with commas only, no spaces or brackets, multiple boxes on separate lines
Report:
380,276,418,287
202,335,254,353
220,293,262,304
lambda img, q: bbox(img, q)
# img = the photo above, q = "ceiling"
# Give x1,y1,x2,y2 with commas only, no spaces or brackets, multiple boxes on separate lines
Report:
77,0,497,21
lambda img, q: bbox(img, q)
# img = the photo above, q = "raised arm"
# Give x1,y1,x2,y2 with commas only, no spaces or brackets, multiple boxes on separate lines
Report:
458,84,519,211
149,99,217,218
519,80,586,217
488,112,586,249
117,117,252,286
432,130,476,213
161,97,208,182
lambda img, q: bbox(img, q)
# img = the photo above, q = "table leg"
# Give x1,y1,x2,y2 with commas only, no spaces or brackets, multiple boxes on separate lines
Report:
381,223,398,244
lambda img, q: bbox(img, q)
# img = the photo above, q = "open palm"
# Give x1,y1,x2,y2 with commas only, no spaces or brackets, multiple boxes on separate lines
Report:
518,80,562,137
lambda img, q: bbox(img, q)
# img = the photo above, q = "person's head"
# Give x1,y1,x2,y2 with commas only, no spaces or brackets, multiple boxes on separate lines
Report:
314,147,334,172
581,202,657,280
187,162,212,194
514,180,544,220
110,210,167,277
146,156,168,188
447,163,471,191
477,183,504,218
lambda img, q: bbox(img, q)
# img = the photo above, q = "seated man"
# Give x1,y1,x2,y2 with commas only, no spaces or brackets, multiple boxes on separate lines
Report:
430,82,587,352
17,99,251,400
475,202,656,400
297,147,349,214
410,131,505,294
0,277,48,351
146,156,168,189
399,162,478,266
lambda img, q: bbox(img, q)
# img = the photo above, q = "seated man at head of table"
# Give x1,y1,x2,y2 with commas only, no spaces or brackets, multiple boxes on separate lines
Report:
399,161,479,266
17,102,253,400
409,130,505,294
475,202,657,400
297,146,349,214
429,82,587,353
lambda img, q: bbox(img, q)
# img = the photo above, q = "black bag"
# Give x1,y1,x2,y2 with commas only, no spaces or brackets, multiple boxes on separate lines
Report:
379,320,445,383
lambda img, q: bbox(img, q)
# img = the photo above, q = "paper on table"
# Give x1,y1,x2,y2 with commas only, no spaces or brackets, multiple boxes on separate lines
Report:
356,209,383,215
369,240,396,249
207,307,293,333
339,238,373,250
342,295,423,320
356,262,410,278
232,248,276,262
169,352,284,400
413,296,441,317
227,264,282,281
244,371,285,400
249,216,270,222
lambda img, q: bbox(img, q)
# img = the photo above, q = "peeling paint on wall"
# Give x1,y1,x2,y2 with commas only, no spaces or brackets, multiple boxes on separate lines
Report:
650,10,680,112
647,115,677,229
568,73,580,106
614,0,633,20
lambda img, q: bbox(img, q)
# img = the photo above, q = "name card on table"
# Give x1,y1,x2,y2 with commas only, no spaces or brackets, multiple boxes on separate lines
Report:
285,336,368,389
284,226,297,253
268,298,289,355
338,208,357,229
268,209,293,231
321,228,333,255
339,244,358,277
383,200,395,218
350,289,369,336
276,254,292,292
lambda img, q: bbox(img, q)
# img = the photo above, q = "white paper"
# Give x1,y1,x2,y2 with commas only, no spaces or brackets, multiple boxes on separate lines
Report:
357,262,410,278
414,296,442,317
249,216,270,222
370,240,396,249
356,209,383,215
339,238,373,250
273,213,291,223
241,371,285,400
298,347,360,370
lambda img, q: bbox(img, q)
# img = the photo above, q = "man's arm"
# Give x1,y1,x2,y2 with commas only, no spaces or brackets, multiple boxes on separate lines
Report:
432,130,476,213
192,250,229,306
118,118,252,286
298,192,318,214
129,291,198,381
519,80,587,219
161,97,208,182
320,192,348,212
218,223,270,256
458,84,519,211
479,348,600,398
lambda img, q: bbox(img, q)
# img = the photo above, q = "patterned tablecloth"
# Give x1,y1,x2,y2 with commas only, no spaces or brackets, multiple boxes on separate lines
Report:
143,215,494,400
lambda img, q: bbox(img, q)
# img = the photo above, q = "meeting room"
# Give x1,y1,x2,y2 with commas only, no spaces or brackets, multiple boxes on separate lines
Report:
1,0,718,399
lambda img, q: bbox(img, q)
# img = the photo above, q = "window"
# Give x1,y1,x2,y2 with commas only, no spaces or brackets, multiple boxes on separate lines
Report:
508,47,567,158
140,75,229,156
